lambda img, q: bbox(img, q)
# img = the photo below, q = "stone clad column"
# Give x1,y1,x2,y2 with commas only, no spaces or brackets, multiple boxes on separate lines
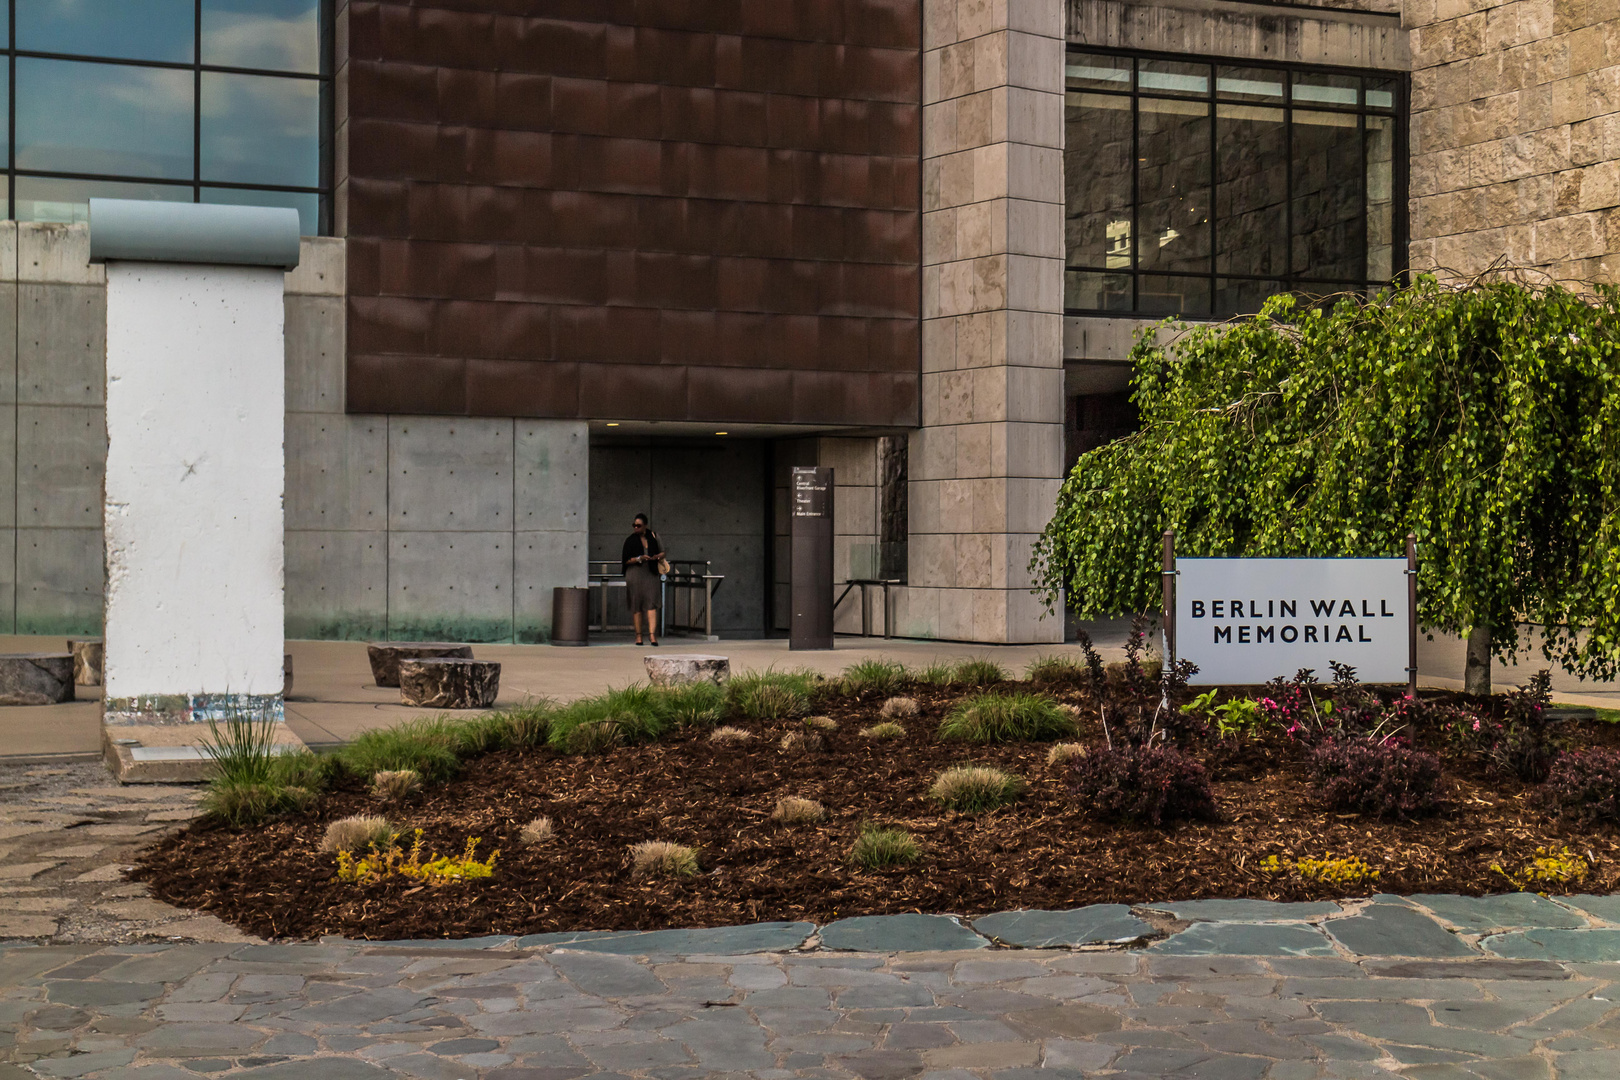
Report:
900,0,1066,643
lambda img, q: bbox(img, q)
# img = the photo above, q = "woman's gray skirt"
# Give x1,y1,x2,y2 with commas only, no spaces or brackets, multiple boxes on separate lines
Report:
625,562,661,612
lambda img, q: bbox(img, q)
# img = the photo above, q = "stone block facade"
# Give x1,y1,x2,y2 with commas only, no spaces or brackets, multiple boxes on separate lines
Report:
1407,0,1620,279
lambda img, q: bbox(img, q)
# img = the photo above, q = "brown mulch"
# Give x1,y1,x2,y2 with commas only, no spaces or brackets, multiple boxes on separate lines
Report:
133,686,1620,942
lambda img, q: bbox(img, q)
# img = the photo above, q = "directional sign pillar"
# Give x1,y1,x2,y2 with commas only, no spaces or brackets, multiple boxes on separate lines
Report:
790,467,834,650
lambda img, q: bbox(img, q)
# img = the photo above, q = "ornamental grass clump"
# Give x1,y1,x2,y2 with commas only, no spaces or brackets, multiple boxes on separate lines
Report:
520,816,553,845
771,796,826,823
1310,737,1442,818
1025,654,1093,688
880,696,919,719
1070,744,1216,826
630,840,699,880
929,765,1023,813
1540,748,1620,824
804,714,838,731
849,824,920,868
839,659,909,698
371,769,421,802
916,658,1006,688
339,717,465,783
1046,742,1086,768
940,692,1075,743
859,721,905,740
202,780,317,828
565,719,623,755
321,815,398,854
728,669,818,720
708,725,753,744
780,731,823,754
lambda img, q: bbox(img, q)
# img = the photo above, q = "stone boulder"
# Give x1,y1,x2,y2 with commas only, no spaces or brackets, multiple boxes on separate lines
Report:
67,637,103,686
644,654,731,687
0,654,75,704
367,642,474,687
399,659,501,709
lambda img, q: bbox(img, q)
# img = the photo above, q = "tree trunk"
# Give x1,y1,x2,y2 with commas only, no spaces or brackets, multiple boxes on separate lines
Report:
1464,625,1492,696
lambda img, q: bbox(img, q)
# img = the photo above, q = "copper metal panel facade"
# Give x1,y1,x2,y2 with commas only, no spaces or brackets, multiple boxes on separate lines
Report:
342,1,922,426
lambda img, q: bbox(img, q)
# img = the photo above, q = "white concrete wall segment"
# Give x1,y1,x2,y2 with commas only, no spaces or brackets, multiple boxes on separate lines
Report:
912,0,1066,644
102,262,286,718
1066,0,1408,69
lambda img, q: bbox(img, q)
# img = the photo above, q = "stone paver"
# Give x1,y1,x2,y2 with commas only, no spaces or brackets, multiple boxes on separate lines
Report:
1147,922,1339,956
818,914,985,952
1,940,1616,1079
971,905,1152,947
1485,928,1620,962
1412,893,1588,933
1327,903,1481,958
1147,899,1345,922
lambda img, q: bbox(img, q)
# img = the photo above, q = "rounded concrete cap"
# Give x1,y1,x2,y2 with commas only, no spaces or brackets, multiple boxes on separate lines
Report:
88,198,301,269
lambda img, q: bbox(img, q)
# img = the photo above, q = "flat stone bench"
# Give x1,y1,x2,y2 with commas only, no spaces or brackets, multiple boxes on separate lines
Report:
399,658,501,709
0,653,75,705
368,642,474,687
66,637,103,686
644,654,731,687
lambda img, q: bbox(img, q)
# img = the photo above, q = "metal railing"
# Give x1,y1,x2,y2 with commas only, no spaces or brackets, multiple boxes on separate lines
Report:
586,559,725,640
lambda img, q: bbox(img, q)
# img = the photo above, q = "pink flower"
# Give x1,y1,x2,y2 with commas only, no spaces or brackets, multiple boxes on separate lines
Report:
1472,719,1481,731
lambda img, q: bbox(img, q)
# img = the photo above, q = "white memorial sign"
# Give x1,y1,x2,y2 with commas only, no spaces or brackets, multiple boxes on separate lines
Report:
1175,558,1410,685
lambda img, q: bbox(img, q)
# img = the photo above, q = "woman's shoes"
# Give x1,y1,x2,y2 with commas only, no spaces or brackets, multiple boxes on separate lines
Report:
650,640,660,647
635,639,644,646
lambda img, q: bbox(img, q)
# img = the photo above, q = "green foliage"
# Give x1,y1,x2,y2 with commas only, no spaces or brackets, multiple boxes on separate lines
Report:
1032,277,1620,678
916,658,1008,688
661,681,726,727
1190,694,1271,739
939,692,1076,743
849,824,921,868
839,659,910,697
201,780,317,828
1025,654,1092,688
201,708,282,786
339,717,466,782
727,669,819,720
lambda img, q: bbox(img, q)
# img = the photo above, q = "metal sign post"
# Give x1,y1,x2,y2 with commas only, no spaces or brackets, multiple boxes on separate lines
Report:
790,466,834,650
1406,532,1419,699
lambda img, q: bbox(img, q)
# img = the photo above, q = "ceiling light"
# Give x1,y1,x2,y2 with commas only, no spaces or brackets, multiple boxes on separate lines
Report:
715,431,728,435
605,422,619,427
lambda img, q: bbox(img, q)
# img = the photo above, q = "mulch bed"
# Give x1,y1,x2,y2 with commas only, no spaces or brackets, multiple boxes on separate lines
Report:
134,684,1620,942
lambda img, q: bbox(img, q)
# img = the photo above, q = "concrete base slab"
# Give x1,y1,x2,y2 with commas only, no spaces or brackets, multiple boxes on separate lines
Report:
101,722,308,783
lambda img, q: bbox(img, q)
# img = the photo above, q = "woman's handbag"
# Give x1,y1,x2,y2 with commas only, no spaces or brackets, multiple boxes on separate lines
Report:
656,555,672,575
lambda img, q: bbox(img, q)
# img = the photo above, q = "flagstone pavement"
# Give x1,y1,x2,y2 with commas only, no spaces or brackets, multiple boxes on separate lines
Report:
6,764,1620,1078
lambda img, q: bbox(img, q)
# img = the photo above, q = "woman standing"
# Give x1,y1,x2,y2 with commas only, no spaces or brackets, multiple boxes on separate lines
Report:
621,513,664,647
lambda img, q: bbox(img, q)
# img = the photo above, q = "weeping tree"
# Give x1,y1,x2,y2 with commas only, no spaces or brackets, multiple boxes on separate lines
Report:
1031,275,1620,694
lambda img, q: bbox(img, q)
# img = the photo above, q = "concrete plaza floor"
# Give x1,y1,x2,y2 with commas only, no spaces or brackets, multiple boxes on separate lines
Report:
2,623,1618,763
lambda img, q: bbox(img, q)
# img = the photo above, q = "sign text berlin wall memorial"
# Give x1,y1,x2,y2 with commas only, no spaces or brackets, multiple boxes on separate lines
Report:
1169,548,1416,688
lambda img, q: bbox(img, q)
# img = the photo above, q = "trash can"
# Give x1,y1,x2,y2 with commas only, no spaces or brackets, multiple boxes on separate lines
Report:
551,586,590,646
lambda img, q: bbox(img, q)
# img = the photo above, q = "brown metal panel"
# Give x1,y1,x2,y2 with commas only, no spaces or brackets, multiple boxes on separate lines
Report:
685,365,794,423
345,1,922,424
348,351,467,414
467,359,580,417
577,361,690,419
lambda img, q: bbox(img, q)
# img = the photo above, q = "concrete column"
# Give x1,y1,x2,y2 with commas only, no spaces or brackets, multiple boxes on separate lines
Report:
900,0,1066,643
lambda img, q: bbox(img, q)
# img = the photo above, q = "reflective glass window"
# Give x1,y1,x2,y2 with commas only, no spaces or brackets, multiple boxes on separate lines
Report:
203,0,323,74
1138,97,1210,276
16,58,194,179
1293,70,1359,108
1140,59,1210,98
17,0,195,63
1066,52,1131,92
1215,104,1286,278
202,71,321,186
203,186,319,235
1064,47,1405,317
1292,110,1365,282
1064,92,1133,271
15,175,190,224
1216,66,1284,102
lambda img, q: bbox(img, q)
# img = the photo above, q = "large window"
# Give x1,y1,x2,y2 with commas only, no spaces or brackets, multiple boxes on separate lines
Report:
1065,49,1405,317
0,1,329,235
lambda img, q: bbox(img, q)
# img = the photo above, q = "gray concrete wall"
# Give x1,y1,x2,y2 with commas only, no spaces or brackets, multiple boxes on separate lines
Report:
1067,0,1408,69
590,439,768,637
2,224,589,645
